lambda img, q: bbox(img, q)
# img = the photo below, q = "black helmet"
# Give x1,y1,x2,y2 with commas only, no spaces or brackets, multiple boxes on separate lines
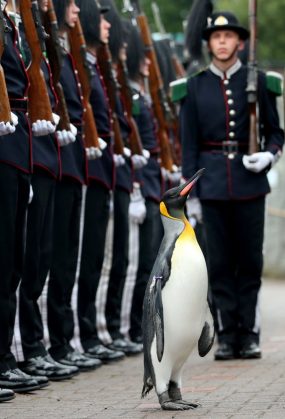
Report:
202,11,249,41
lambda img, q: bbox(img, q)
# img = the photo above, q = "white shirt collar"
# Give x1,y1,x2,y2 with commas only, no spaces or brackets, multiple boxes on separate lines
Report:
209,59,242,79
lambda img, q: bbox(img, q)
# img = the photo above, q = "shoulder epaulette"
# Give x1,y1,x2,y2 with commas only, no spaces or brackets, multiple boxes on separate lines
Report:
169,68,207,103
266,71,284,96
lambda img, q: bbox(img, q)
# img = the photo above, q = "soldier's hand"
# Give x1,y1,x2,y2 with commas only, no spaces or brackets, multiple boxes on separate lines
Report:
56,123,77,146
242,152,274,173
114,154,126,167
186,197,202,227
131,154,148,169
86,147,102,160
0,112,19,136
32,119,56,136
129,183,146,224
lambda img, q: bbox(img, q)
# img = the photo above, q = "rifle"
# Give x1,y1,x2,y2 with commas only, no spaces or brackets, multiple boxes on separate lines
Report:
68,18,100,150
44,0,70,131
117,56,143,156
0,3,12,123
246,0,258,154
126,0,174,171
97,43,125,155
19,0,53,123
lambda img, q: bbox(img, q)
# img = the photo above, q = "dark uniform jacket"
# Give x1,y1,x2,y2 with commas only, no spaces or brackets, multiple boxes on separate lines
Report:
85,51,114,190
59,51,87,184
0,13,32,173
180,60,284,200
18,22,60,179
131,83,162,202
115,95,133,193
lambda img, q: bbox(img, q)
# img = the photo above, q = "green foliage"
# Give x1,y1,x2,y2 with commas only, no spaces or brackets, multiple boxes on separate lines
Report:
114,0,193,33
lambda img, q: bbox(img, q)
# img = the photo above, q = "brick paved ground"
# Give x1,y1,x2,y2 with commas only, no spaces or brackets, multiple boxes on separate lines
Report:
1,278,285,419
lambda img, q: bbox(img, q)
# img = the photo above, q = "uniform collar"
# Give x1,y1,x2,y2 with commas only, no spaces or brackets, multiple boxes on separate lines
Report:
209,59,242,79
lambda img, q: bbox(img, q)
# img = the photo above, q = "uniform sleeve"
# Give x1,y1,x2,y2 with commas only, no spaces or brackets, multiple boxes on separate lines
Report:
259,72,284,155
179,78,200,183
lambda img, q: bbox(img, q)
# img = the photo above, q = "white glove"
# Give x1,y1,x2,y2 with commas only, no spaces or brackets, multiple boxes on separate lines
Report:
0,112,19,136
186,197,202,225
142,149,150,159
131,153,148,169
129,183,146,224
99,137,107,150
114,154,126,167
28,184,34,204
52,113,60,126
123,147,131,158
242,151,274,173
56,123,77,147
86,146,102,160
32,119,56,136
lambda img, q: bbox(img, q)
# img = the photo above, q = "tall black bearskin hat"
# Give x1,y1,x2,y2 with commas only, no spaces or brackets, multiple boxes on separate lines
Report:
100,0,123,62
76,0,108,47
124,21,145,80
53,0,71,29
185,0,213,60
154,38,176,89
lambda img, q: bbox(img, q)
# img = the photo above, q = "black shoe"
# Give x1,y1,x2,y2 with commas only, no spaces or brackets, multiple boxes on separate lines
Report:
57,351,102,371
239,342,262,359
19,354,77,381
131,335,143,344
0,388,15,402
214,343,235,360
85,344,125,363
107,338,143,356
0,368,41,393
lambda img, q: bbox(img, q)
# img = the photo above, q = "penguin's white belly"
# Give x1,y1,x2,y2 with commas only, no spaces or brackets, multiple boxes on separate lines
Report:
151,239,208,387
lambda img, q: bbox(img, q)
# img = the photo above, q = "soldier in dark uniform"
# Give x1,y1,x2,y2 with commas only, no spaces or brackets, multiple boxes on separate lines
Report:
45,0,100,371
180,11,284,360
100,0,145,355
17,0,80,381
0,2,49,394
125,23,163,344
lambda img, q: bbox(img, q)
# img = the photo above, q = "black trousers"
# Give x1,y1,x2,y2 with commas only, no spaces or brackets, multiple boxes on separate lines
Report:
0,163,30,373
19,170,56,359
202,197,265,347
47,178,82,359
105,187,130,340
129,199,163,341
77,182,110,350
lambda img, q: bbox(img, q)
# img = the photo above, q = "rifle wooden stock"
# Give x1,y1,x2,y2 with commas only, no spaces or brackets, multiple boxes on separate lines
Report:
68,19,100,149
117,58,143,155
135,13,173,171
44,0,70,131
97,43,125,155
20,0,53,123
0,8,11,122
247,0,258,154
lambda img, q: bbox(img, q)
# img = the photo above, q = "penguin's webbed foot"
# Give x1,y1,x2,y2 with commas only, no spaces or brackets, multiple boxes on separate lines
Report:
161,400,198,410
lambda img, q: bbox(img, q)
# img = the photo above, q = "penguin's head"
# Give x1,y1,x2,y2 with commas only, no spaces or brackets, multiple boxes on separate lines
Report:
161,169,205,219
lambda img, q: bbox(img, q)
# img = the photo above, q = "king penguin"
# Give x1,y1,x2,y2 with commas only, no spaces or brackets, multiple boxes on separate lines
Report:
141,169,215,411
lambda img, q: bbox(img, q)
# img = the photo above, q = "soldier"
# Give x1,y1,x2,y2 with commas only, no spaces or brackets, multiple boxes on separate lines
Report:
100,0,146,354
17,0,81,380
46,0,100,371
0,0,50,393
180,10,284,360
125,22,163,344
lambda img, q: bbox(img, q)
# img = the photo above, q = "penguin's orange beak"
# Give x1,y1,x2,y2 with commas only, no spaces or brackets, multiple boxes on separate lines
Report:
179,168,205,197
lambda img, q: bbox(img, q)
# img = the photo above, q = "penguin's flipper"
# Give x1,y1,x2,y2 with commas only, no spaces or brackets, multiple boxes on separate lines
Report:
154,276,164,362
198,302,215,357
